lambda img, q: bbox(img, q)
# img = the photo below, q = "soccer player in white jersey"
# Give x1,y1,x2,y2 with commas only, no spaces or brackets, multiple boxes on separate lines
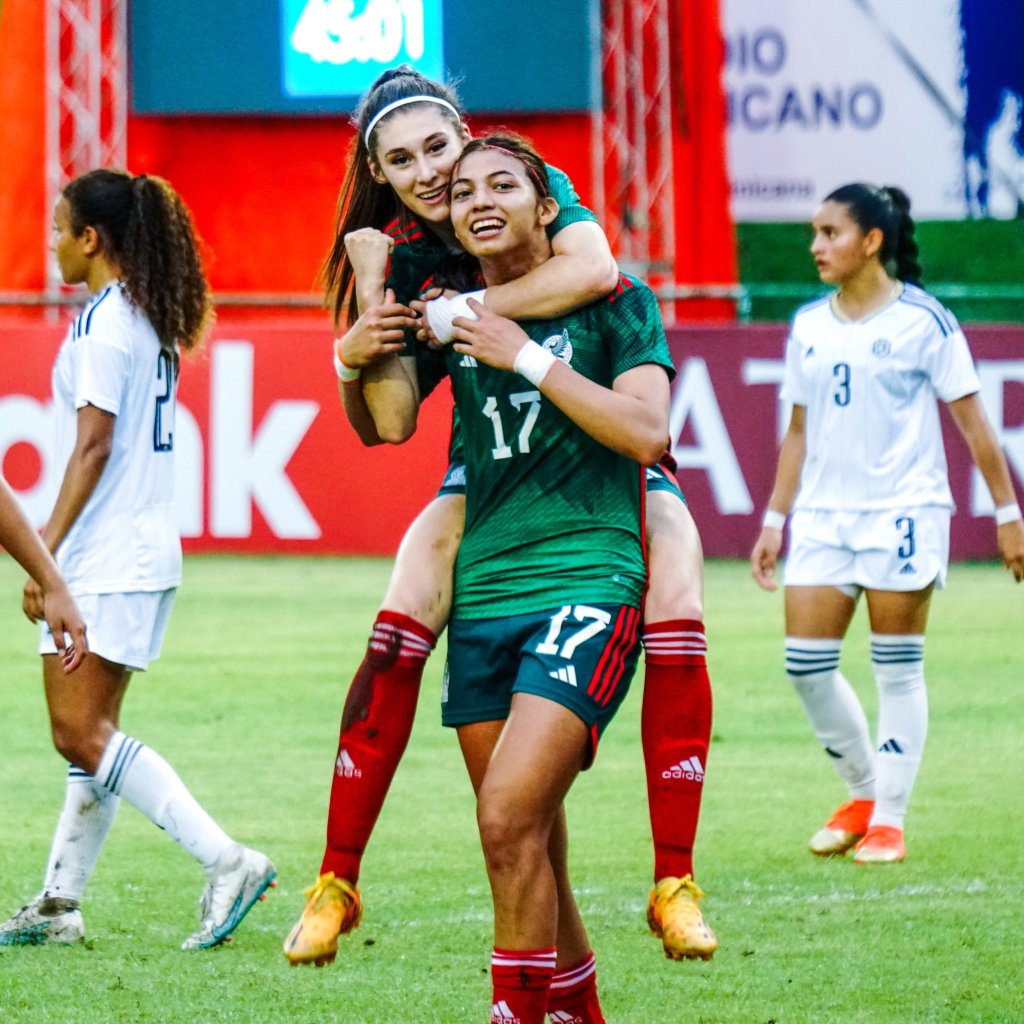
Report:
750,183,1024,864
0,169,275,949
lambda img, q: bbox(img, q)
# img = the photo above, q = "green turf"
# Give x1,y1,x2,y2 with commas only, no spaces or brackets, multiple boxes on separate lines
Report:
737,219,1024,322
0,556,1021,1023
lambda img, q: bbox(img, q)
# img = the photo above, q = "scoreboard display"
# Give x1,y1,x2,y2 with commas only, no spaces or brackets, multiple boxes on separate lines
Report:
130,0,598,115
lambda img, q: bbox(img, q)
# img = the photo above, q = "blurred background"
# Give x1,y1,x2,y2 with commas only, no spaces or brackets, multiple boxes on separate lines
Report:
1,0,1021,559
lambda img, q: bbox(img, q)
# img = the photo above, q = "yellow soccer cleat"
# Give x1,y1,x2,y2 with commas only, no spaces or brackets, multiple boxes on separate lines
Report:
283,872,363,967
647,874,717,961
808,799,874,857
853,825,906,865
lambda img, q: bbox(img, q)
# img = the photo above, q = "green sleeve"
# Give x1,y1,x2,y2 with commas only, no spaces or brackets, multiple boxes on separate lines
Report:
544,164,599,236
604,278,676,382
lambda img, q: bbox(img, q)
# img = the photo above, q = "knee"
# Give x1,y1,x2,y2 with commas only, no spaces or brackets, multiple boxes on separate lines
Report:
477,799,544,877
49,718,105,774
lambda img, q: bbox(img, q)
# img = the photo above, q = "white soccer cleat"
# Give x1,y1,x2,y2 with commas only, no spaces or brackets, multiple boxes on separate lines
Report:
181,843,276,950
0,895,85,946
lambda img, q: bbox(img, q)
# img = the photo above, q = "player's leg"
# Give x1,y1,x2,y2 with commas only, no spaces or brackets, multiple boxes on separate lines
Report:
1,592,275,950
459,720,604,1024
284,491,464,966
854,584,934,864
785,584,876,854
640,478,717,960
471,695,590,1024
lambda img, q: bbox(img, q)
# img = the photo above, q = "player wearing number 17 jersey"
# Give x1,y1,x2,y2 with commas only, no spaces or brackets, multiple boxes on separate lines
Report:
0,169,274,953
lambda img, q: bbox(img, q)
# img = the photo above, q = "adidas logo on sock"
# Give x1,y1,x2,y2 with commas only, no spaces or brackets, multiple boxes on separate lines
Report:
335,748,362,778
899,562,916,575
549,1012,585,1024
878,738,904,755
490,1001,521,1024
662,756,705,781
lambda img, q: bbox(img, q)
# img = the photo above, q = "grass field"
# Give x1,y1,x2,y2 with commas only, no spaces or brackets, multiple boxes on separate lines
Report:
0,556,1021,1023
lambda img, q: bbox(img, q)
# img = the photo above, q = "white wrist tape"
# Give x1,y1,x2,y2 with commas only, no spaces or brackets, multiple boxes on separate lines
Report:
762,509,787,530
425,289,486,343
333,351,361,383
513,341,557,387
995,502,1023,526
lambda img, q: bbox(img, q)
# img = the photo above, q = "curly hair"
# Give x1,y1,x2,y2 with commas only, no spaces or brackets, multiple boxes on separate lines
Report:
62,169,214,352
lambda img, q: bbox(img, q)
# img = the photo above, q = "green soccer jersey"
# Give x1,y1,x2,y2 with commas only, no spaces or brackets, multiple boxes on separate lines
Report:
439,275,675,619
384,164,595,307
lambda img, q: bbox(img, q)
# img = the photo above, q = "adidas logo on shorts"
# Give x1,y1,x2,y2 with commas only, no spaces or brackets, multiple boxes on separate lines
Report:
549,1012,585,1024
899,562,916,574
662,756,705,781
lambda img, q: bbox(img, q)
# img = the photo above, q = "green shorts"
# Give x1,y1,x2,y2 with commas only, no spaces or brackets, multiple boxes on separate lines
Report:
442,603,642,756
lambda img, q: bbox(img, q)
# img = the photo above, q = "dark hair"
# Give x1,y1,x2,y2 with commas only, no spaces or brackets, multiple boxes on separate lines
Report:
824,183,923,285
322,65,467,326
432,133,554,293
450,133,552,202
62,169,213,353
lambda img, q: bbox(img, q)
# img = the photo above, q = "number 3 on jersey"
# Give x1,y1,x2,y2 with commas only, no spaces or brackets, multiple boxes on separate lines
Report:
832,362,851,406
483,390,541,460
153,350,175,452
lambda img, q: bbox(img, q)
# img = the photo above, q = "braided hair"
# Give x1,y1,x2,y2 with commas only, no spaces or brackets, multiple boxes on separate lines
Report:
825,182,923,285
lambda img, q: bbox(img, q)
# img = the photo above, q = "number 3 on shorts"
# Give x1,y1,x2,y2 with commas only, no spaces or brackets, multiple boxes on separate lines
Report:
535,605,611,659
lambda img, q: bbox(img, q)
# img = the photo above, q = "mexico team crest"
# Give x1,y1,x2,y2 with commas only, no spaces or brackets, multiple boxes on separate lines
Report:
540,329,573,365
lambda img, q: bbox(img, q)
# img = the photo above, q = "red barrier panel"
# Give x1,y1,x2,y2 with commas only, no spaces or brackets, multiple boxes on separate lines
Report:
2,319,1021,558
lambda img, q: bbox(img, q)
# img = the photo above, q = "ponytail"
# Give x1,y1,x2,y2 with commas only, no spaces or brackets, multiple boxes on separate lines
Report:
63,169,213,353
824,182,923,286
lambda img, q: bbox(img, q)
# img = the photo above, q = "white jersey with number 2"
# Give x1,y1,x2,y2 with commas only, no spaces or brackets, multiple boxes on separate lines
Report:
50,283,182,593
781,283,980,513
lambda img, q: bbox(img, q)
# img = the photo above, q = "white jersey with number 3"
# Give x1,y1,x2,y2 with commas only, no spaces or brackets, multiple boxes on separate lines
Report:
51,283,182,593
781,284,980,512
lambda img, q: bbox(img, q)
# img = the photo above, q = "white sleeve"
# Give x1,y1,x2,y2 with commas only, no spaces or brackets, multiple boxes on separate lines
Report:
923,325,980,403
779,325,808,405
74,329,131,415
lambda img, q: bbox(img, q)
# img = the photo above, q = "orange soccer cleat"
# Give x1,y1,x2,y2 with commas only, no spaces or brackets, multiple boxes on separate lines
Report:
853,825,906,865
283,872,362,967
647,874,717,961
808,799,874,857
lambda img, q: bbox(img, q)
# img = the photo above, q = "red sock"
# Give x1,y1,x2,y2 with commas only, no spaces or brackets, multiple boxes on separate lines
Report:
490,948,556,1024
641,619,713,882
320,611,435,882
547,951,605,1024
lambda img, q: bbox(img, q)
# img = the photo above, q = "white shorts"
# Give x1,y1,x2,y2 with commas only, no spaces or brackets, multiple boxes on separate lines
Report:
39,589,176,672
784,507,949,594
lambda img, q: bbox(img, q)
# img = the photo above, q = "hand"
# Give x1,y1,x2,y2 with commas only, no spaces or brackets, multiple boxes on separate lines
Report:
450,298,530,373
23,577,44,622
344,228,393,303
336,289,419,369
997,519,1024,582
750,527,783,591
411,288,463,349
44,584,88,672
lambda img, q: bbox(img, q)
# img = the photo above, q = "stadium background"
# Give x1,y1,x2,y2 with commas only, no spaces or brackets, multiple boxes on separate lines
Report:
0,0,1021,559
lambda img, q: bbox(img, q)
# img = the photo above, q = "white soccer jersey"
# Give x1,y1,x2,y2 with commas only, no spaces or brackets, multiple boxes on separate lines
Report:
50,283,182,593
781,284,980,512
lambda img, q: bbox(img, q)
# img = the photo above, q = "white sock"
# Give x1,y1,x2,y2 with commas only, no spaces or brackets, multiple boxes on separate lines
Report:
42,765,120,903
786,638,875,799
95,731,233,870
871,634,927,830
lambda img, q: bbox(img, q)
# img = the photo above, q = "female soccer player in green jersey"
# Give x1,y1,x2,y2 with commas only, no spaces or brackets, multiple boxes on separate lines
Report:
399,131,674,1024
285,68,716,977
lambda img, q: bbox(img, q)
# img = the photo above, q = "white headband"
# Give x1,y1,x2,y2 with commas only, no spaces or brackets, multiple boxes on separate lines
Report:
363,95,462,148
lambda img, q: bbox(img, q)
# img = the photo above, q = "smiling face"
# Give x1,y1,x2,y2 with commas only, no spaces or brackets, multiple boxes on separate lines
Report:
369,105,470,226
810,199,882,286
448,148,557,266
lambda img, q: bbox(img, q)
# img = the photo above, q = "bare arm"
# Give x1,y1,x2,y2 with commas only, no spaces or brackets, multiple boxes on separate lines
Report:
948,392,1024,581
449,299,668,464
475,221,619,321
750,404,807,591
